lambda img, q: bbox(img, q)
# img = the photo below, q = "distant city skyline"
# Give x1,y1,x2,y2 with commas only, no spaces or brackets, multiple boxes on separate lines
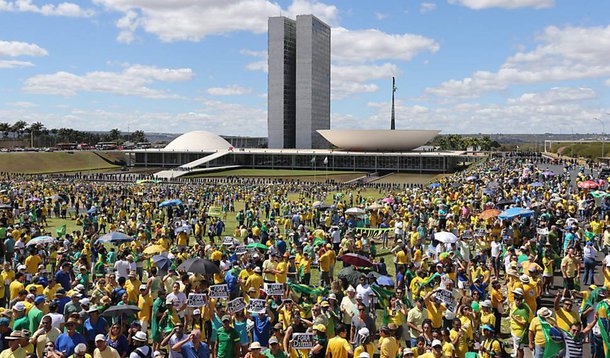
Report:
0,1,609,135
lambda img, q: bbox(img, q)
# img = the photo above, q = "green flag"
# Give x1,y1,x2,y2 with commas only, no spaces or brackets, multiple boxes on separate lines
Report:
56,224,66,237
597,301,610,357
539,317,564,358
287,282,327,297
371,284,394,324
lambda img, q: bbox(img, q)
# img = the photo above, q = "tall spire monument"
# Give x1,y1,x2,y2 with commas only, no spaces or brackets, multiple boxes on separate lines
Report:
391,77,396,130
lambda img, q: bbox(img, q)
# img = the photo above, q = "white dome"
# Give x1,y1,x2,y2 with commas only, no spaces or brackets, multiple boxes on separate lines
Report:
164,131,232,151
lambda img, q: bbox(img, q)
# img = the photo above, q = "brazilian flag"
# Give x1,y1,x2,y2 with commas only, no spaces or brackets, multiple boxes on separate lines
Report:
597,300,610,357
371,284,395,325
287,282,327,297
539,317,564,358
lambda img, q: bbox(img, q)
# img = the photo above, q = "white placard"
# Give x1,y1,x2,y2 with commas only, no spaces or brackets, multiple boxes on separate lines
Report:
187,293,206,307
291,333,315,349
247,299,266,314
209,284,229,299
264,283,284,296
227,297,246,313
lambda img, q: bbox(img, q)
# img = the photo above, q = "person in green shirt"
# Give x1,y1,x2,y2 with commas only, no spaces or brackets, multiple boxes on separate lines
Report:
263,337,287,358
28,296,45,333
214,315,239,358
12,303,29,331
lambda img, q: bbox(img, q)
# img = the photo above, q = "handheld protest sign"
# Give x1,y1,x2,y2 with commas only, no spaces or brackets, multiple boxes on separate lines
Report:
187,293,206,307
209,284,229,299
291,333,315,349
247,299,266,314
227,297,246,313
264,283,284,296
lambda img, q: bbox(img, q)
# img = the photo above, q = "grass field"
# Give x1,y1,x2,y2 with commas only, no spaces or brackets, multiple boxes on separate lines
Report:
371,172,441,184
0,151,121,174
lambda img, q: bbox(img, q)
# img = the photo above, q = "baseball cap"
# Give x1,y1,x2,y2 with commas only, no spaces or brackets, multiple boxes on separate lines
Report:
95,334,106,342
513,288,524,296
34,296,46,305
221,315,231,322
269,337,279,345
402,348,414,356
13,302,25,311
313,324,326,333
431,339,442,348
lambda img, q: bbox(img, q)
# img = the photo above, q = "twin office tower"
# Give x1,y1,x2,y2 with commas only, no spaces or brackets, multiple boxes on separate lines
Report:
268,15,330,149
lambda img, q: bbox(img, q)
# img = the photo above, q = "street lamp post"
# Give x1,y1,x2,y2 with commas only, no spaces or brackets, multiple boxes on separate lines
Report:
595,117,605,161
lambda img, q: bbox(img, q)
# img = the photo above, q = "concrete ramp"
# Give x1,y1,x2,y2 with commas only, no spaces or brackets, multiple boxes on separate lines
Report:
154,150,232,179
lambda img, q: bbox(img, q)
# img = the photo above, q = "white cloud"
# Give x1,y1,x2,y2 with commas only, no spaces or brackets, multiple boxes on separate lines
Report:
0,98,268,135
507,87,596,106
333,27,439,63
207,85,252,96
420,2,437,13
447,0,554,10
23,64,194,98
93,0,338,42
374,12,388,20
332,63,398,99
0,40,48,57
427,25,610,99
6,101,37,108
338,88,606,133
0,60,33,68
241,49,268,73
0,0,93,17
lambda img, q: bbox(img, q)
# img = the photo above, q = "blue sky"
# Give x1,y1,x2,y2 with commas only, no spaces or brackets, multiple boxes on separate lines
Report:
1,0,609,136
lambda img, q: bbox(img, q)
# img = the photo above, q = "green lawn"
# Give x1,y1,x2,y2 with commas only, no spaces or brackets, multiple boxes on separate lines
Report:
0,151,120,174
185,168,366,178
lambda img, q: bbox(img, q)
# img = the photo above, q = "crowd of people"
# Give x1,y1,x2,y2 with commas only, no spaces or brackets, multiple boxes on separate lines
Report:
0,153,608,358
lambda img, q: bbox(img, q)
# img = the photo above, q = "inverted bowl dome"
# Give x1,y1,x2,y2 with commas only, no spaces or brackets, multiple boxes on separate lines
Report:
317,129,440,151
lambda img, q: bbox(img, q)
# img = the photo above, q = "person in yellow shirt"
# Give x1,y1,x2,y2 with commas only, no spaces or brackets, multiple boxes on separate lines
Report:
424,289,446,330
275,255,288,284
352,327,374,357
479,325,502,358
318,249,331,287
325,324,352,358
245,267,263,298
479,300,496,335
379,326,400,358
553,290,579,332
9,273,25,301
238,266,253,294
137,285,153,332
298,253,312,285
449,318,469,358
529,307,553,356
520,274,538,313
124,272,141,305
24,253,42,276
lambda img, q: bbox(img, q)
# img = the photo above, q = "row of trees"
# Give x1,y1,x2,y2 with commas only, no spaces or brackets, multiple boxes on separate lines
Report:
432,134,501,151
0,121,147,147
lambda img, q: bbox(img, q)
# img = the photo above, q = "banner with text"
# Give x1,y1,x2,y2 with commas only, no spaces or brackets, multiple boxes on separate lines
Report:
291,333,315,350
209,284,229,299
187,293,206,308
264,283,284,296
247,299,266,314
227,297,246,313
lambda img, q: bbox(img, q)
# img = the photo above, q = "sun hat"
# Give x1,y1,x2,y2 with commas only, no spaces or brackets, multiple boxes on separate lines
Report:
537,307,552,318
519,274,530,283
5,331,21,340
358,353,370,358
133,331,147,342
249,342,262,350
513,288,524,296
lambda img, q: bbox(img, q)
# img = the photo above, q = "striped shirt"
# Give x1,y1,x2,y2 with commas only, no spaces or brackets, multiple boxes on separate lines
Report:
561,331,583,358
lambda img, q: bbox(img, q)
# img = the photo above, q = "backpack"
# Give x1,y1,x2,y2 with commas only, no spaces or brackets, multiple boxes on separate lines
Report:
133,347,152,358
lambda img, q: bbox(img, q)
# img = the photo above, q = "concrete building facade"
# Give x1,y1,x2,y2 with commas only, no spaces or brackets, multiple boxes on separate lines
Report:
268,15,330,149
268,16,296,149
295,15,331,149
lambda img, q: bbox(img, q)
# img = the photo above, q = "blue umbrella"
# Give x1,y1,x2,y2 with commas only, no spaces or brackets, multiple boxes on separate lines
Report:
95,231,134,245
429,182,441,189
376,275,395,287
530,182,544,187
27,235,56,246
87,207,97,214
482,188,495,195
465,175,478,181
174,225,192,234
498,207,535,220
152,255,171,271
159,199,182,208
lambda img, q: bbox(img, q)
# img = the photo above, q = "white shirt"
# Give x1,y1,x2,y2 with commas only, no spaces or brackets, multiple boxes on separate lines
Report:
356,283,374,307
46,312,64,330
114,260,130,279
340,296,358,324
129,346,151,358
167,292,187,317
491,241,502,258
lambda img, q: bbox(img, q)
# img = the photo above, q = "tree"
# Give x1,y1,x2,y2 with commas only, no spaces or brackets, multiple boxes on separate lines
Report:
130,130,147,143
0,123,10,138
11,121,27,138
108,128,122,142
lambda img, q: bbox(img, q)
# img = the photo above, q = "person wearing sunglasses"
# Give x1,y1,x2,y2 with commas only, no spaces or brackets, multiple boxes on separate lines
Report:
55,318,86,357
31,316,61,358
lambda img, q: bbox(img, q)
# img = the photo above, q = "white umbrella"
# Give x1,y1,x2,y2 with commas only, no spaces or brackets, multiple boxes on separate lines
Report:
434,231,458,244
345,207,365,215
